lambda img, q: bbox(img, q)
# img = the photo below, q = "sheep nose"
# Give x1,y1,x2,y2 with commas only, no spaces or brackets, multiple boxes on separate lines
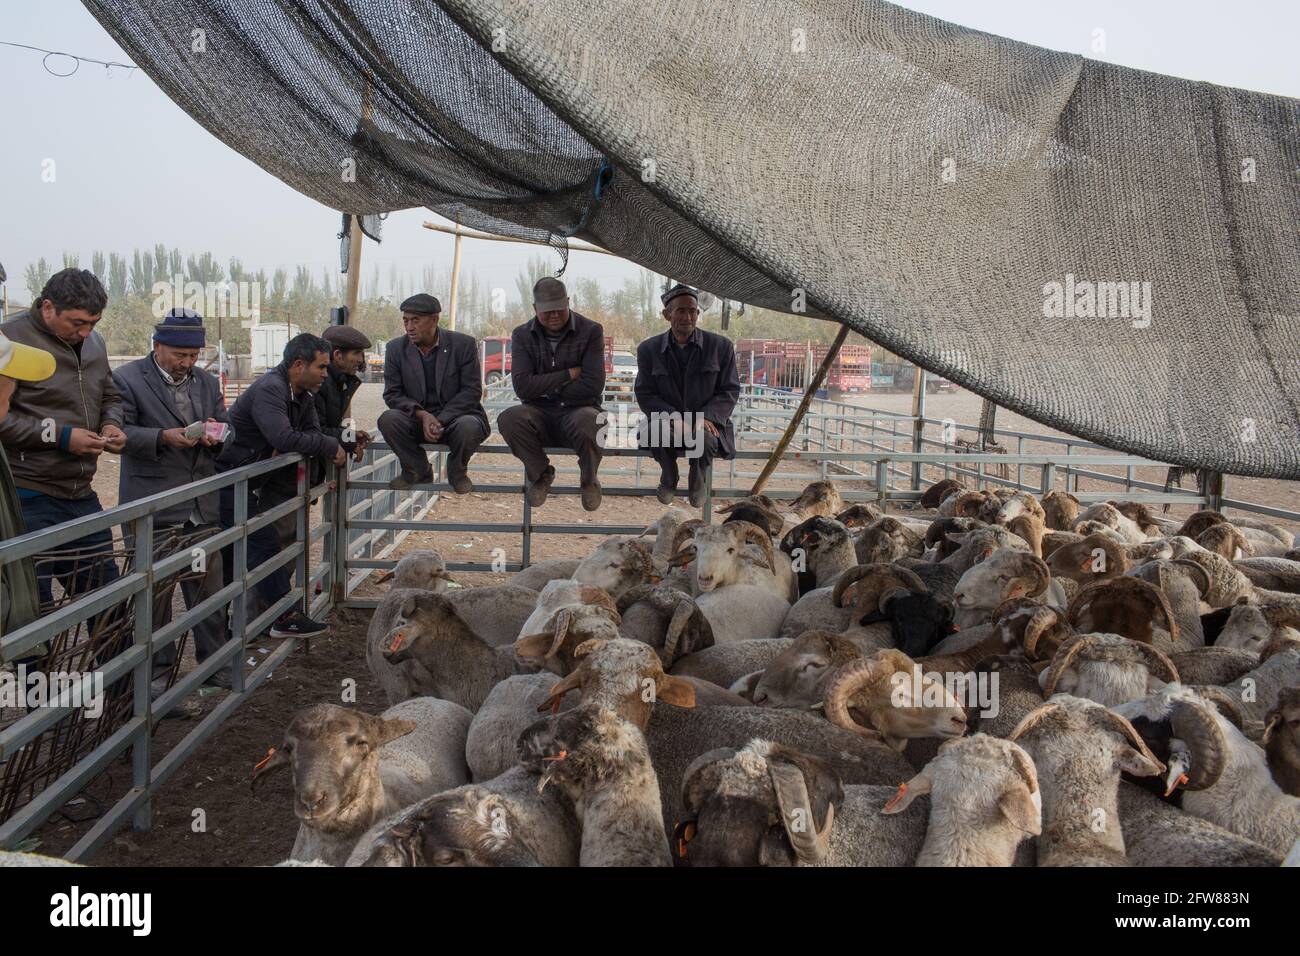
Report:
300,790,326,812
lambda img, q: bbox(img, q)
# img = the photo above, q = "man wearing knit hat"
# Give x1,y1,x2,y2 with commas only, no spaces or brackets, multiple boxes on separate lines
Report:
378,292,489,492
634,283,740,507
113,308,234,689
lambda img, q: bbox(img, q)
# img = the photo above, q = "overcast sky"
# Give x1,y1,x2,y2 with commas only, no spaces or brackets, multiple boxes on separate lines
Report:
2,0,1296,305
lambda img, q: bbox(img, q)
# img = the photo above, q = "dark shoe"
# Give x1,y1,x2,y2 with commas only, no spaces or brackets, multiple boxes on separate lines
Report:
388,469,431,490
449,472,474,494
527,467,555,507
688,481,707,508
581,481,602,511
269,610,328,638
655,484,675,505
202,669,233,691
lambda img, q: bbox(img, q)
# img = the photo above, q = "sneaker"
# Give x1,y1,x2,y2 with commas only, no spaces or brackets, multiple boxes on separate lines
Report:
655,484,675,505
269,610,329,638
528,467,556,507
581,481,602,511
449,472,474,494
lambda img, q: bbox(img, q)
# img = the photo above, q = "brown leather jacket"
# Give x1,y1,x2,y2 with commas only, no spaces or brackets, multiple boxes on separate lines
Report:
0,308,124,499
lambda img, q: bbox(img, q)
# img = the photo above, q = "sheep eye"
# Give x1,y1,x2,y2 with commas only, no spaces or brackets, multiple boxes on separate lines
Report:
347,735,365,748
727,547,736,554
434,849,459,865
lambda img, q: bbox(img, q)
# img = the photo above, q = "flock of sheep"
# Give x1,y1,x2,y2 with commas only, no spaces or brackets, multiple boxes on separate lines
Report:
254,478,1300,867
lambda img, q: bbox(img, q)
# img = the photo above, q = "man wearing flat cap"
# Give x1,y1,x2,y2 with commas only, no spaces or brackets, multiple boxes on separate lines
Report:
378,293,489,492
497,277,606,510
113,307,233,688
634,284,740,507
316,324,372,465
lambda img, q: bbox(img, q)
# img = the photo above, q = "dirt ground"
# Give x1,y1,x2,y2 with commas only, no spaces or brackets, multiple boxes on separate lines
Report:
12,380,1296,864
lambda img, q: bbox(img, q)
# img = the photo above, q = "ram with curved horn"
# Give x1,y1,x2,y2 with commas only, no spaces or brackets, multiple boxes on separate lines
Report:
1067,576,1183,651
1115,684,1300,855
1039,632,1180,707
1010,696,1165,866
820,648,968,751
951,549,1056,630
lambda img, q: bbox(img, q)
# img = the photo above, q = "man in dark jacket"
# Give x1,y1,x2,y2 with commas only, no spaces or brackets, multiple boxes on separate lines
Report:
497,277,606,510
634,284,740,507
114,309,232,687
315,324,372,465
0,269,127,605
377,293,489,493
0,328,57,652
217,333,344,638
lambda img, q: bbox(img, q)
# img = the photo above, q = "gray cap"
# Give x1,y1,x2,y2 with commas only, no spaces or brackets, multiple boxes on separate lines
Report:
533,277,569,313
661,283,699,307
322,325,372,350
400,293,441,315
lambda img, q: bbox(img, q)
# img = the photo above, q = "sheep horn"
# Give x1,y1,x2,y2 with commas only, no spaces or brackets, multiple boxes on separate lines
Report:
668,543,697,569
1040,634,1096,697
730,520,776,572
1131,641,1181,685
821,657,889,740
1012,554,1051,598
1169,698,1227,790
1022,605,1067,661
679,747,739,812
831,563,926,611
1008,701,1066,743
669,519,704,556
1188,687,1245,729
661,599,701,664
373,569,396,584
769,760,834,865
1087,707,1166,776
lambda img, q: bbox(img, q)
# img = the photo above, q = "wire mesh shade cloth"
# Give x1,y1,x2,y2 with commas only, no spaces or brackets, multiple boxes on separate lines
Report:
83,0,1300,477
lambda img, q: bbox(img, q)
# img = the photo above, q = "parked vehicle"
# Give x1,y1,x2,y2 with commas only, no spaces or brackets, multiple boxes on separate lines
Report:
736,339,873,396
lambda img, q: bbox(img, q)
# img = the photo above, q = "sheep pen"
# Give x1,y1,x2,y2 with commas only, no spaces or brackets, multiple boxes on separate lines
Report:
9,387,1299,868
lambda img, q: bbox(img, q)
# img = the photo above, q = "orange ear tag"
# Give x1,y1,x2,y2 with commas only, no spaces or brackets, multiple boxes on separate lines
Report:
253,747,276,772
883,782,907,812
388,631,405,653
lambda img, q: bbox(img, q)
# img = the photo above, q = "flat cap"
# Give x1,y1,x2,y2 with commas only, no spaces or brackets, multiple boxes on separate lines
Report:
661,283,699,307
532,276,569,312
322,325,372,350
400,293,442,315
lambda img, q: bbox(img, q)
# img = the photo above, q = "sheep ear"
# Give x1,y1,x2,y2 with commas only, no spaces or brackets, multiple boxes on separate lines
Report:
1260,713,1281,745
374,569,396,584
375,717,417,747
998,786,1042,836
1115,745,1162,778
514,632,555,659
655,675,697,708
400,595,418,618
249,746,290,790
881,773,931,814
383,627,415,663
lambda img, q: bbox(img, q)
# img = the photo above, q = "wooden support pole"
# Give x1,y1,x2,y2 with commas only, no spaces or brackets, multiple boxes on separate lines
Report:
749,324,850,497
344,215,363,322
446,223,463,331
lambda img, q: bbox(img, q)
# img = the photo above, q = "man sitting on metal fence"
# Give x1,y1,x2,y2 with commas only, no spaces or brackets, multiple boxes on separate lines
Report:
497,277,606,510
0,269,128,606
634,284,740,507
113,309,233,690
377,293,489,493
0,329,58,655
216,333,343,639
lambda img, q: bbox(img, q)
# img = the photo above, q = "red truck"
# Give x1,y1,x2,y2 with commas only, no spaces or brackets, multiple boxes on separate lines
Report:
735,339,873,395
482,334,615,385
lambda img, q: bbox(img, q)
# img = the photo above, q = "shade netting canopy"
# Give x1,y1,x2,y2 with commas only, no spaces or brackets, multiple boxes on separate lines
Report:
85,0,1300,477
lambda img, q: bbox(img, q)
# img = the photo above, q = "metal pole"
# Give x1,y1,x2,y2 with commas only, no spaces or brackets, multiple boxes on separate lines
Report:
749,325,849,496
231,480,249,694
911,366,926,491
130,512,153,832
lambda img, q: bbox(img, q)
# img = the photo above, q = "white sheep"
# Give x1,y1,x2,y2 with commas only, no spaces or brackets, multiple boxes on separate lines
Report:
251,697,472,866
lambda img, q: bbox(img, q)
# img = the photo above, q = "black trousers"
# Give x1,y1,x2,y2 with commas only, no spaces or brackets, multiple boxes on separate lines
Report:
377,409,488,481
645,429,719,490
497,404,602,485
